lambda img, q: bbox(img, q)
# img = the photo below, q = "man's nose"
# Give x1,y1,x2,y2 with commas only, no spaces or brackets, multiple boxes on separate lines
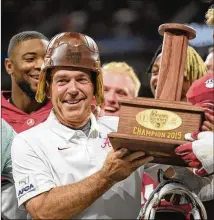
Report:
67,80,78,95
106,90,117,104
34,57,44,70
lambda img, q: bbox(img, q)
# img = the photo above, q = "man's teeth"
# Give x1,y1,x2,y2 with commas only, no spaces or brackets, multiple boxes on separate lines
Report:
66,100,80,104
105,106,116,112
30,75,39,80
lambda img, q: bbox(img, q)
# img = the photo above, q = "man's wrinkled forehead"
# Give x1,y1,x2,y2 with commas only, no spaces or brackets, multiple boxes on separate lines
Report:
48,67,93,83
51,67,91,75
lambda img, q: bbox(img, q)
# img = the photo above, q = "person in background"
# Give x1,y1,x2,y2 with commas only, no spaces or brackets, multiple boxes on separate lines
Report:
102,62,140,116
1,31,51,220
138,27,214,216
11,32,154,219
2,31,52,133
146,43,214,184
175,6,214,173
164,7,214,219
146,43,213,133
1,119,27,219
149,45,207,101
170,72,214,197
166,130,214,219
137,43,209,183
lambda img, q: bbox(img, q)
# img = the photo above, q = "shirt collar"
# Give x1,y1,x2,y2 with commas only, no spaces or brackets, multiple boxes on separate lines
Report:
46,109,100,141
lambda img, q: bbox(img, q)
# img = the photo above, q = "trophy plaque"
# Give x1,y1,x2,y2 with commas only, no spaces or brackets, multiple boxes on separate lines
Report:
108,24,205,166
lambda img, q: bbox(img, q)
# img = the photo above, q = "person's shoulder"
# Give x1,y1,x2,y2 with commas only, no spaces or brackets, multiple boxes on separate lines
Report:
97,116,119,132
2,118,16,147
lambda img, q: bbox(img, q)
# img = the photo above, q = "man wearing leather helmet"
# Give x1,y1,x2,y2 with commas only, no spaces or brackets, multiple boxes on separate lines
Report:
11,32,154,219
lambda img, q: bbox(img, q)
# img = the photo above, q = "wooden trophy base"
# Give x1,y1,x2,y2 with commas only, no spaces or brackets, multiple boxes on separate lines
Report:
108,98,205,166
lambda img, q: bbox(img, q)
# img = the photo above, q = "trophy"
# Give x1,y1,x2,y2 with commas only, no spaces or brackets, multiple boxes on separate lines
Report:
108,24,205,166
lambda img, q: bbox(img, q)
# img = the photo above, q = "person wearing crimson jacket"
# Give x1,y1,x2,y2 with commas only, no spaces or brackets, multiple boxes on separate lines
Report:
170,4,214,185
2,31,51,133
173,71,214,220
170,18,214,215
177,72,214,177
173,5,214,198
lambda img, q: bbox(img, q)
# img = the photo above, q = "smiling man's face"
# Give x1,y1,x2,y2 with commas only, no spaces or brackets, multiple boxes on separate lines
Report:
5,39,48,99
49,67,94,128
103,71,135,116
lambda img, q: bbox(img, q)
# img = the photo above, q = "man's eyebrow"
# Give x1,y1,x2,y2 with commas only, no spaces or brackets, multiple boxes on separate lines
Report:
22,52,37,57
116,88,128,94
76,72,91,77
54,74,68,80
104,85,110,90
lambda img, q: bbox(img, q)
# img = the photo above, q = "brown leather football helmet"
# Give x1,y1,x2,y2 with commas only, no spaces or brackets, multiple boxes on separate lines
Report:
36,32,104,106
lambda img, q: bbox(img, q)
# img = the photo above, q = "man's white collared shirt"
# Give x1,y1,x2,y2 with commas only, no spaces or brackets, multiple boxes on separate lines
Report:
12,110,143,219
